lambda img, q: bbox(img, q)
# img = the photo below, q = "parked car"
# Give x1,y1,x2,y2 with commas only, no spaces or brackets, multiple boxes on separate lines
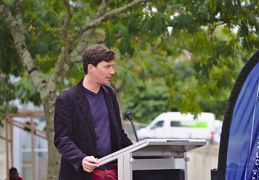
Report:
137,112,217,143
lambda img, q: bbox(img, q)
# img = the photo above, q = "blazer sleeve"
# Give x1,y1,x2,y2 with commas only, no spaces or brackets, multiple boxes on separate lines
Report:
54,94,86,171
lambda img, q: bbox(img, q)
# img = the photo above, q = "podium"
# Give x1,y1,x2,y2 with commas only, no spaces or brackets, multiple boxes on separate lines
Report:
99,139,206,180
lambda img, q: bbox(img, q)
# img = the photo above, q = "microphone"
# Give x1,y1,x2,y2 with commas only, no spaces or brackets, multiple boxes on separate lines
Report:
125,110,139,142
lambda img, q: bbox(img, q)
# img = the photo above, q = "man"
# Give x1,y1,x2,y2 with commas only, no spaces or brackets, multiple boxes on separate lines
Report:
54,44,133,180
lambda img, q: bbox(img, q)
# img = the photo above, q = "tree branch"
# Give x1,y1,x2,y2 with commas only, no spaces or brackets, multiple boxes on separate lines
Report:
95,0,111,18
62,0,73,41
68,0,112,59
49,0,114,88
45,0,75,93
50,0,147,89
69,0,146,43
14,0,22,17
110,80,124,92
0,1,47,97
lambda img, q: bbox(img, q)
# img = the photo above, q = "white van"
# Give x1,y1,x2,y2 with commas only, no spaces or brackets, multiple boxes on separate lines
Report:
137,112,216,143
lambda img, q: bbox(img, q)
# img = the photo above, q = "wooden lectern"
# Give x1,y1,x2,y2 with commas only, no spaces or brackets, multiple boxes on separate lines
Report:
99,139,206,180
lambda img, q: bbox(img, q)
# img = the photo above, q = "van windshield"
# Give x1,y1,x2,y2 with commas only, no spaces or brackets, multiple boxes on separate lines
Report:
151,120,164,129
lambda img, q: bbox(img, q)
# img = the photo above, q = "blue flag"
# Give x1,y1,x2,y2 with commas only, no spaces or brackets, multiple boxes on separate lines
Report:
226,63,259,179
211,51,259,180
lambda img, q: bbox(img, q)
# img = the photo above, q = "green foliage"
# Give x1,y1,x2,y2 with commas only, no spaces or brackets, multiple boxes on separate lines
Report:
170,14,198,33
1,0,258,123
0,19,22,123
105,15,140,56
0,74,18,126
115,17,249,121
122,79,171,123
0,21,23,76
140,14,168,39
15,73,42,106
24,121,38,133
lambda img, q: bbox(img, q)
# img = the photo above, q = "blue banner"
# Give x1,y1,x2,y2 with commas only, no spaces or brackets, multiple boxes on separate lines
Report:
226,63,259,179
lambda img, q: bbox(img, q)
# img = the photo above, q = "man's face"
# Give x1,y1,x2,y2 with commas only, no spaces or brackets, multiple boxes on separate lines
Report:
91,60,115,85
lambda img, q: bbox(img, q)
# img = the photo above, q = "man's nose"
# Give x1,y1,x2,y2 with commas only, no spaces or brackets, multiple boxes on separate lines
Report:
110,67,115,74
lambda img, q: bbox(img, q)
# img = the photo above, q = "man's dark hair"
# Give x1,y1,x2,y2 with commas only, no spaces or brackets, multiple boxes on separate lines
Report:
82,44,115,74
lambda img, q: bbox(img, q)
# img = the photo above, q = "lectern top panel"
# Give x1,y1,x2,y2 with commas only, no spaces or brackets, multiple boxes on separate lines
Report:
143,138,207,144
99,139,206,166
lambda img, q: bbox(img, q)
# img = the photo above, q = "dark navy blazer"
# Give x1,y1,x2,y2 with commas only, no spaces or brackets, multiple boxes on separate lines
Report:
54,79,132,180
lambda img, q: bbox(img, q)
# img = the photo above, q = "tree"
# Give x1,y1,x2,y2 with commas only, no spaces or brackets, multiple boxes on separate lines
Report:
1,0,259,179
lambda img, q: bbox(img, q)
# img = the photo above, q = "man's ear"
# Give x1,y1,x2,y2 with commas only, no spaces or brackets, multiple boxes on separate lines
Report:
88,64,94,72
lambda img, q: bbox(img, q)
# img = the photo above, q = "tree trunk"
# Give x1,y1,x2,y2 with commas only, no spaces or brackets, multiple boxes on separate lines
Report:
42,91,60,180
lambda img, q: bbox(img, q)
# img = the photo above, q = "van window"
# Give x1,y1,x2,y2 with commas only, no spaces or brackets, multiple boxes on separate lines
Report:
151,120,164,129
170,121,181,127
170,120,208,128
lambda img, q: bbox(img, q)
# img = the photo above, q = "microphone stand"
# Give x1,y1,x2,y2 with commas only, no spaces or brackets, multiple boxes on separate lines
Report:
125,110,139,142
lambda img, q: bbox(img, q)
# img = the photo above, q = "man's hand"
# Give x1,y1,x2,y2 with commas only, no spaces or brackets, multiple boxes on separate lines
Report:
82,156,99,172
